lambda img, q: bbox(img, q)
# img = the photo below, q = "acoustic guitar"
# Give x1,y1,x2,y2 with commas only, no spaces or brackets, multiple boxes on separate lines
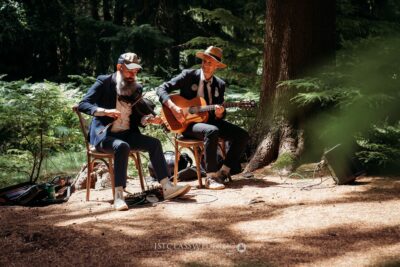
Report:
160,94,256,133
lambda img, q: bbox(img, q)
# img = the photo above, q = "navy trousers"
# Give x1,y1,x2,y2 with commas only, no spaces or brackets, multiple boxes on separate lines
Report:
96,131,169,187
183,119,249,173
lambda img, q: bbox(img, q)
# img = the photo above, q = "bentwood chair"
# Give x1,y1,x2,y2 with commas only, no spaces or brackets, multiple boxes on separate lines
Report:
173,134,226,188
72,105,145,201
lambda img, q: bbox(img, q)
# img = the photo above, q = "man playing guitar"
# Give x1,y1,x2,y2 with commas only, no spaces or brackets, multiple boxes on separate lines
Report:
156,46,250,190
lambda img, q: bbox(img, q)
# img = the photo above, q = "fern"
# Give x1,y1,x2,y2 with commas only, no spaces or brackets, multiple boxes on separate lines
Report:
356,122,400,172
186,8,245,32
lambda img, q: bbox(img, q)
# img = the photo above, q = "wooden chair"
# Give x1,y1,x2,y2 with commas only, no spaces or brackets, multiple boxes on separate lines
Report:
72,105,145,201
173,135,226,188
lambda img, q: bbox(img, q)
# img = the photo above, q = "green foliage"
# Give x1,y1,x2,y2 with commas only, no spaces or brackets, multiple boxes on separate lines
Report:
1,0,398,181
280,36,400,173
356,123,400,173
337,0,400,45
272,153,296,171
280,77,362,109
101,23,174,68
0,150,86,188
40,151,86,179
181,2,264,92
0,77,83,184
0,1,27,42
139,72,168,91
0,0,265,98
223,84,259,130
67,75,97,92
185,8,245,31
0,150,31,188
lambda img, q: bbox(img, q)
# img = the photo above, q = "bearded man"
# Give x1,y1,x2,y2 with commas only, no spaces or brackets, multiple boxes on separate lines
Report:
78,52,190,211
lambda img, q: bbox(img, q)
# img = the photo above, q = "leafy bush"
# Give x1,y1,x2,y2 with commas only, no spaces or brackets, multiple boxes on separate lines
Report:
278,37,400,174
0,76,83,186
356,123,400,174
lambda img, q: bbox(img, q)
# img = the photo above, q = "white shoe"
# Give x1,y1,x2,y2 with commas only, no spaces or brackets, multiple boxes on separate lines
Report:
114,186,128,211
241,172,254,178
216,169,232,183
161,178,191,200
205,177,225,190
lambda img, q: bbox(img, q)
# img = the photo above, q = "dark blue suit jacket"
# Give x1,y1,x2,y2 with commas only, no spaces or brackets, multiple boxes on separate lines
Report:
156,69,226,121
78,74,144,147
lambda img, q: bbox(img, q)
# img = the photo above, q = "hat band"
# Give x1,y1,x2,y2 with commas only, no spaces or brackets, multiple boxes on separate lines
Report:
206,52,222,62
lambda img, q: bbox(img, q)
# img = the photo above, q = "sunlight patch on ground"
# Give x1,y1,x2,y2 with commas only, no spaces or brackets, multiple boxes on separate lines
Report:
154,197,218,219
140,250,234,267
231,200,400,242
156,205,206,219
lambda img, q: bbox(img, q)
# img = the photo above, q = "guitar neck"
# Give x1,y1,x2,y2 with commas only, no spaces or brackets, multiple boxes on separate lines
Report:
197,102,242,113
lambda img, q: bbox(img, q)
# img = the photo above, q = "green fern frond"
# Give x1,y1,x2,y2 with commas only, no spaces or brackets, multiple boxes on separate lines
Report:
278,78,322,91
185,8,244,29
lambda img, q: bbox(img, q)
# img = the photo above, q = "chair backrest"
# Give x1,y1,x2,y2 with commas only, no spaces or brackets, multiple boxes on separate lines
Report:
72,105,90,152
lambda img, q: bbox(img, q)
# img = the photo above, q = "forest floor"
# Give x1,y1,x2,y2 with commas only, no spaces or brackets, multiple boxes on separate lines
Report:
1,169,399,267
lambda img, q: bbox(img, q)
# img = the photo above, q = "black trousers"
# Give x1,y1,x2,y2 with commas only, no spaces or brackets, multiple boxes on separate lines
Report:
183,119,249,173
96,131,169,187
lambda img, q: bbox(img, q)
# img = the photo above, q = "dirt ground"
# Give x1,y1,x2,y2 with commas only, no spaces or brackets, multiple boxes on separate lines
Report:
1,171,399,267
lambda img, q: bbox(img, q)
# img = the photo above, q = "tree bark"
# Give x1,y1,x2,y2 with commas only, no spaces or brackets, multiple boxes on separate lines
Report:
113,0,124,26
246,0,335,173
90,0,99,20
95,0,112,73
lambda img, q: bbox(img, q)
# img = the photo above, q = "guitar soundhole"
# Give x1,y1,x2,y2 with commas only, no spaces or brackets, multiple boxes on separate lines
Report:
188,107,197,114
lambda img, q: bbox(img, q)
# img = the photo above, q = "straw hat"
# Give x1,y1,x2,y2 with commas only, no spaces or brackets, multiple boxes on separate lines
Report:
196,46,227,68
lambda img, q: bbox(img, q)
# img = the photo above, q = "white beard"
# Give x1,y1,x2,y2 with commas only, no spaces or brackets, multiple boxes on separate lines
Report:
116,71,138,96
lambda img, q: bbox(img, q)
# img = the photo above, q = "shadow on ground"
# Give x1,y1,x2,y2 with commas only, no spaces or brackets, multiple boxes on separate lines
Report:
0,176,399,266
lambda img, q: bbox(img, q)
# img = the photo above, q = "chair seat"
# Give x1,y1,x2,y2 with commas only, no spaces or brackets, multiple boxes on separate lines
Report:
176,136,204,146
88,145,113,158
89,145,142,158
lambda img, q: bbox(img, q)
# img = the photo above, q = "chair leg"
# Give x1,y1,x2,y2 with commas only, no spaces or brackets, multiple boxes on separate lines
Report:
173,139,179,186
86,157,92,201
218,140,226,159
135,152,145,192
108,158,115,201
193,145,203,188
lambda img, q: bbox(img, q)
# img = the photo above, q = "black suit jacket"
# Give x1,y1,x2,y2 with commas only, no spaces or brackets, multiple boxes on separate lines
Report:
156,69,226,121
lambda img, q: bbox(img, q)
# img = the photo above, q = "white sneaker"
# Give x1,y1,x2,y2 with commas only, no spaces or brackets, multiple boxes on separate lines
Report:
114,186,128,211
161,179,191,200
216,169,232,183
241,172,254,178
205,177,225,190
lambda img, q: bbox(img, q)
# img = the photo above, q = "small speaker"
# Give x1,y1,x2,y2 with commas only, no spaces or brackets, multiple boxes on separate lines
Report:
323,144,366,185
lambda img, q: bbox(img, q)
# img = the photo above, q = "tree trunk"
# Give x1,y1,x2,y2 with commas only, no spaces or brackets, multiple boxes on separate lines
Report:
95,0,112,73
245,0,335,173
90,0,100,20
29,152,38,183
113,0,124,25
